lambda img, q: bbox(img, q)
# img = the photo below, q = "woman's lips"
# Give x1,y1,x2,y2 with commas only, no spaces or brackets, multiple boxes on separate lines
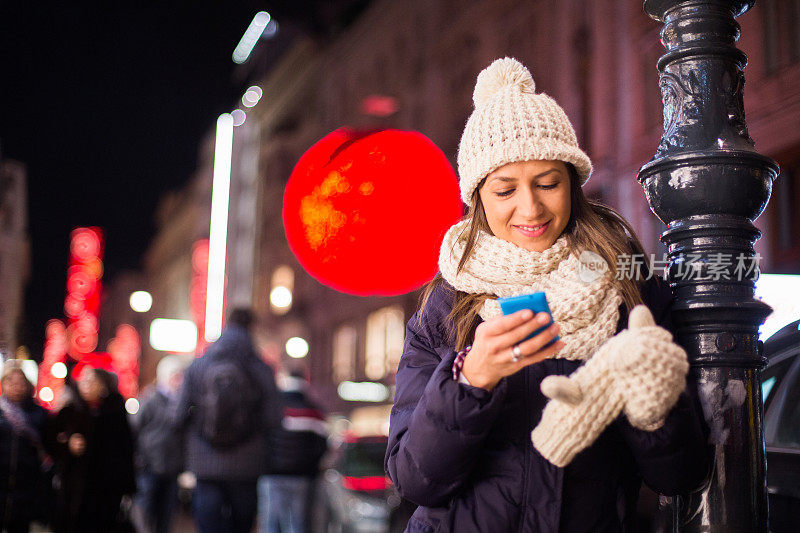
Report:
513,220,550,238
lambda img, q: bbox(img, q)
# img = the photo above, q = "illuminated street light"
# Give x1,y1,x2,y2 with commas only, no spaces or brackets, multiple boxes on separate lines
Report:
270,286,292,309
205,113,234,342
129,291,152,313
285,336,309,358
125,398,140,415
231,109,246,126
270,266,294,314
232,11,270,64
51,362,68,379
150,318,198,353
39,387,54,403
337,381,390,402
242,86,262,108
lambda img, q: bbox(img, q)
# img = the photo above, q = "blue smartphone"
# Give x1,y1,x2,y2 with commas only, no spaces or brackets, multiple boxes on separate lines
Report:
497,292,559,345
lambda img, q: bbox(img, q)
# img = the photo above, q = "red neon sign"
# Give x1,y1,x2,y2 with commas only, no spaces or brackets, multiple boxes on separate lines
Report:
64,227,104,360
37,319,68,409
107,324,140,399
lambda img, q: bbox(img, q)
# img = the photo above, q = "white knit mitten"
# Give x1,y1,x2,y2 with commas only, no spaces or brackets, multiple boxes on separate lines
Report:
531,305,689,467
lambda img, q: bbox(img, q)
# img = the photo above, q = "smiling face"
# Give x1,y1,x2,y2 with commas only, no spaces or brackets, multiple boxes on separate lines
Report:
478,160,571,252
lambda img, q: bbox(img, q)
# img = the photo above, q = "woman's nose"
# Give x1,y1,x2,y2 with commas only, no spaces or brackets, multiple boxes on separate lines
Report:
516,188,544,218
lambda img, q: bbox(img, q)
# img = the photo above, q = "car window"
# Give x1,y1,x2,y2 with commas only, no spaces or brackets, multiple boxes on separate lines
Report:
762,376,778,403
761,357,795,413
341,440,388,477
770,360,800,449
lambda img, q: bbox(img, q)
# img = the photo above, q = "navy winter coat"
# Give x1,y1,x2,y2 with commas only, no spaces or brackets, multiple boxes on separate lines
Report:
386,277,709,532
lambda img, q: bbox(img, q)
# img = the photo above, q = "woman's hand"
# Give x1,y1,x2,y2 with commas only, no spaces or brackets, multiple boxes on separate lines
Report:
462,310,564,391
68,433,86,456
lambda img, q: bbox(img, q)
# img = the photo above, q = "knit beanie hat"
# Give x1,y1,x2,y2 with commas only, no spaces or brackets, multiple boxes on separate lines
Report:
457,57,593,204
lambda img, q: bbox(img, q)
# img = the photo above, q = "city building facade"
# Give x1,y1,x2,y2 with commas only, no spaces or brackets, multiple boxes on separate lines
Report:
0,157,30,358
139,0,800,412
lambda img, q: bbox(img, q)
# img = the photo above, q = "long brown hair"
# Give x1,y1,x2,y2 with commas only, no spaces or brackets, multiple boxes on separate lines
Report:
421,164,646,350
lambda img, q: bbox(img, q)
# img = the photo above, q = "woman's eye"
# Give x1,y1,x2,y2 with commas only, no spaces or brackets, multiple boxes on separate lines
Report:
538,183,558,190
494,189,514,197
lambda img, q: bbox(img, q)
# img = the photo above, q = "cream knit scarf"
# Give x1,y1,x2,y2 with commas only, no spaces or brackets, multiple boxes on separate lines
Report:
438,220,622,361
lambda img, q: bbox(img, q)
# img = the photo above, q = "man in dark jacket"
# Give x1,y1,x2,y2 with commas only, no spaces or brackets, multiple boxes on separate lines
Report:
133,354,190,533
173,308,281,533
257,364,328,533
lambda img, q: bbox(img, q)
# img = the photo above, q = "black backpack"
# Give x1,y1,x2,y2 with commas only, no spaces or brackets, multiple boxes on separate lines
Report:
199,358,260,447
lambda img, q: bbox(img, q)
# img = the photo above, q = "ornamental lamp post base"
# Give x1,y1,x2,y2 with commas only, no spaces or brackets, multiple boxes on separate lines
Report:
639,1,779,531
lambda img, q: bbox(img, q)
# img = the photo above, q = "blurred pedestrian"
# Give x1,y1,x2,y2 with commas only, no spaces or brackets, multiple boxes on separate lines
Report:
49,367,136,533
133,354,190,533
258,365,327,533
385,58,709,531
0,361,48,533
173,308,281,533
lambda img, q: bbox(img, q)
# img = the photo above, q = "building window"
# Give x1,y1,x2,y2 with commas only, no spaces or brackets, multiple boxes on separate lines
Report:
269,265,294,315
365,306,405,380
332,325,357,383
643,47,662,134
762,0,800,74
789,0,800,63
763,0,780,73
574,23,592,148
776,168,796,252
770,157,800,272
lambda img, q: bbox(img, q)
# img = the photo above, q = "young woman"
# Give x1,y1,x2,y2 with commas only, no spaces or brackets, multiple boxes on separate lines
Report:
385,58,709,532
49,367,136,533
0,362,48,533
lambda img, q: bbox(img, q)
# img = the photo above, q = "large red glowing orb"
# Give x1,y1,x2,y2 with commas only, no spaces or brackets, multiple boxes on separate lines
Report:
283,129,463,296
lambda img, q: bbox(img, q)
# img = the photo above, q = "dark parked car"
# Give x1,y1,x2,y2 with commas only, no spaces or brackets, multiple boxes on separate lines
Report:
317,434,414,533
762,319,800,533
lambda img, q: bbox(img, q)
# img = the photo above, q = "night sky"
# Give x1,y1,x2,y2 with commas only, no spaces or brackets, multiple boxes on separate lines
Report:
0,1,361,353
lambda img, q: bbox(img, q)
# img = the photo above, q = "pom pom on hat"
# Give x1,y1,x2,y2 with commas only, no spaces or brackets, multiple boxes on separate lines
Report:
457,57,593,204
473,58,535,109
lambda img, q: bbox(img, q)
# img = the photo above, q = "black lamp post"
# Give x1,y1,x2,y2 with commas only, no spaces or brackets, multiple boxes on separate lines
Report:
638,1,779,530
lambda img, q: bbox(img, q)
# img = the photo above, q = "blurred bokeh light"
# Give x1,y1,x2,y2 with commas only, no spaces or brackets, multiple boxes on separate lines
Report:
242,86,262,108
129,290,153,313
286,336,309,358
283,128,462,296
125,398,140,415
269,286,292,309
50,361,67,379
232,11,270,64
149,318,198,353
231,108,247,126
